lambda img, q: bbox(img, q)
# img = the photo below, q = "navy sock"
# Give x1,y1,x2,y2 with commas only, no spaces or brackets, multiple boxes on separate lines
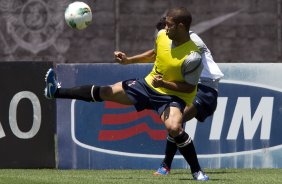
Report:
162,135,177,169
55,85,103,102
174,131,201,173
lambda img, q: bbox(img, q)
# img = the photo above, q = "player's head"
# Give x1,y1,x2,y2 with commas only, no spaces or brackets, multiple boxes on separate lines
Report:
156,17,166,31
165,7,192,39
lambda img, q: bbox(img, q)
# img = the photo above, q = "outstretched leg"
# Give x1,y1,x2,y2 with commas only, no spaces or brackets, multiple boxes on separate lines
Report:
44,68,133,105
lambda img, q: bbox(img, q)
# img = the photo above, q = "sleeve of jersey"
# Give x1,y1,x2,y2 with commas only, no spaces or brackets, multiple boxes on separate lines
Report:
154,30,165,52
181,52,203,85
189,32,207,54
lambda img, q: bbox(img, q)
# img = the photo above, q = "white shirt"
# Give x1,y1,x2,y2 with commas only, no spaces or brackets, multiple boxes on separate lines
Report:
189,31,224,80
189,31,224,90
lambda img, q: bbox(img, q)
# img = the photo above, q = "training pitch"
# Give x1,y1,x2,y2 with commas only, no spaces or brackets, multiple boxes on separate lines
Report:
0,168,281,184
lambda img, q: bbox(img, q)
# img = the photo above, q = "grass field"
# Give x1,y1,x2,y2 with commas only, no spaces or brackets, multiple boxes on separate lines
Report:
0,168,282,184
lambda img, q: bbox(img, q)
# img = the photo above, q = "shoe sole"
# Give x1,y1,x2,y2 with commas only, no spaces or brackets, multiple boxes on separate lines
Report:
45,68,53,82
44,68,56,99
153,171,169,176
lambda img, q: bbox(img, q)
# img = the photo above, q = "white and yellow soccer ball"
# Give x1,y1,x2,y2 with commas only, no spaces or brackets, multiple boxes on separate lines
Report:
64,1,92,30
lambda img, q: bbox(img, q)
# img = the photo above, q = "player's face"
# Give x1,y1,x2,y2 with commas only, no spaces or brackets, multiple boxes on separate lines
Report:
165,16,178,40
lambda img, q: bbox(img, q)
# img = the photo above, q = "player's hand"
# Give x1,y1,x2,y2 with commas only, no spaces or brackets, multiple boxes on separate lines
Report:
114,51,130,64
151,74,164,88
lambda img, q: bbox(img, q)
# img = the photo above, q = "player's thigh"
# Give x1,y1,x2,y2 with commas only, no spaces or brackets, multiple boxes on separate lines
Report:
100,82,133,105
161,106,183,135
183,105,198,122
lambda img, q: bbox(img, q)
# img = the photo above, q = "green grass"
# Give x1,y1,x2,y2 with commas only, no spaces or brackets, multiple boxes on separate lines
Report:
0,169,282,184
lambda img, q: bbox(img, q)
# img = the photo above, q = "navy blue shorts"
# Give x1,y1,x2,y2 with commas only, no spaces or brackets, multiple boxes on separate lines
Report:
122,78,186,116
193,83,218,122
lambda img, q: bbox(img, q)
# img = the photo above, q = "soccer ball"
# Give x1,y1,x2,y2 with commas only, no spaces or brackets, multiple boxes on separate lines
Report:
64,1,92,30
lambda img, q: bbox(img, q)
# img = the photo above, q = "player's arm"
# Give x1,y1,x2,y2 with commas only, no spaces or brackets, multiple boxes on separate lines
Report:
189,31,207,53
114,49,156,64
152,75,196,93
152,52,203,93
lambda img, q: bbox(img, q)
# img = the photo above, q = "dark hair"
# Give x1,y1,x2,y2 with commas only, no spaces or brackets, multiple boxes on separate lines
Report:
156,17,166,31
166,7,192,31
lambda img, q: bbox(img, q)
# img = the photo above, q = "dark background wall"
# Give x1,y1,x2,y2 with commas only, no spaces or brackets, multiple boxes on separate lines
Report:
0,0,281,63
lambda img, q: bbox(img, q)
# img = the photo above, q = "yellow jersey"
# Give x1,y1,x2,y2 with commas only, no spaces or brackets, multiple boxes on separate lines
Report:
145,30,201,106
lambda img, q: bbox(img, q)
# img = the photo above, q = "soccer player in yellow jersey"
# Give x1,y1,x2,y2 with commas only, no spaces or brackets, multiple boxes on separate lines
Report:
44,7,208,181
154,17,223,178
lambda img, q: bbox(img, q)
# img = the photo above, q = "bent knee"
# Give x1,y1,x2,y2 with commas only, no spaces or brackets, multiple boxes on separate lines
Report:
166,122,183,137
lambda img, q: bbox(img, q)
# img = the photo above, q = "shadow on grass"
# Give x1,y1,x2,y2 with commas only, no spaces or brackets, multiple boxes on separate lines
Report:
178,178,230,181
206,170,239,174
172,169,238,175
100,176,230,182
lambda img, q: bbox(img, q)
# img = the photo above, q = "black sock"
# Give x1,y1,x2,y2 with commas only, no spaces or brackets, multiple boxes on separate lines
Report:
174,131,201,173
55,85,103,102
162,135,177,169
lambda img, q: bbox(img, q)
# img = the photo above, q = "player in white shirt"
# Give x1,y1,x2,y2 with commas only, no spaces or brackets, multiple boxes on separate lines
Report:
154,17,224,176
